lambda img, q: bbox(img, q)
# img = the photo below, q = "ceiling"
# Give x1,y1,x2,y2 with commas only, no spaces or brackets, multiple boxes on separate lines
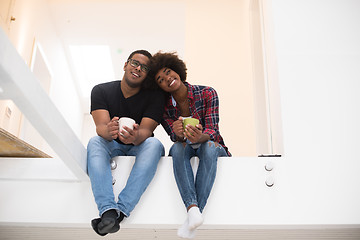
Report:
47,0,186,111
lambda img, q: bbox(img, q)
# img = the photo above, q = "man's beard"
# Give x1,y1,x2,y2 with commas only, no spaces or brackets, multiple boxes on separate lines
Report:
124,76,142,88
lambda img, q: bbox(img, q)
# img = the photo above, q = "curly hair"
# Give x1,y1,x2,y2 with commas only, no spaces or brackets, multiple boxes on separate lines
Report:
146,51,187,90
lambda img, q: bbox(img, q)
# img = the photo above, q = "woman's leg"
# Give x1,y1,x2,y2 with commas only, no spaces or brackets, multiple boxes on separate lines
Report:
195,141,227,212
170,142,198,209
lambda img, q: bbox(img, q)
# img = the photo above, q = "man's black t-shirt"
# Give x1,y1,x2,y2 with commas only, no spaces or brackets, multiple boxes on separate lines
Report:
90,80,164,144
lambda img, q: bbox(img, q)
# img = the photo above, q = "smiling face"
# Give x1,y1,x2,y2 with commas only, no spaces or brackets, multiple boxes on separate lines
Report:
155,67,182,93
123,53,150,88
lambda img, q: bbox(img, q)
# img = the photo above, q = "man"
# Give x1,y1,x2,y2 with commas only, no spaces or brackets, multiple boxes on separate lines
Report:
87,50,165,236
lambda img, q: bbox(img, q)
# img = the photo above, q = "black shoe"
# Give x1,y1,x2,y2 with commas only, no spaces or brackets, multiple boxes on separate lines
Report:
97,217,118,235
91,212,125,236
117,212,125,224
91,218,107,236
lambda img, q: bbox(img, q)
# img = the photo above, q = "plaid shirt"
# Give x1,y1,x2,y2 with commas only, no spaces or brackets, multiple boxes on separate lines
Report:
161,82,231,156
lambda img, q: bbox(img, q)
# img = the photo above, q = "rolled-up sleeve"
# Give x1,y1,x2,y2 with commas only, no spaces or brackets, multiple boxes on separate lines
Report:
202,87,221,143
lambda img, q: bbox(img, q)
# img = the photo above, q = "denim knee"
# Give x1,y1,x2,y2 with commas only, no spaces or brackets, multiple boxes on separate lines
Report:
199,141,225,159
138,137,165,157
87,135,107,149
169,142,185,156
200,141,213,155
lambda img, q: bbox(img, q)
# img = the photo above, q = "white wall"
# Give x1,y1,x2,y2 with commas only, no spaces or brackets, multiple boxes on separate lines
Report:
184,0,257,156
5,0,84,140
268,0,360,222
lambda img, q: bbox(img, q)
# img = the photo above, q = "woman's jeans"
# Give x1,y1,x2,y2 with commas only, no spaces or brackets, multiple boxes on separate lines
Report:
169,141,228,212
87,136,164,217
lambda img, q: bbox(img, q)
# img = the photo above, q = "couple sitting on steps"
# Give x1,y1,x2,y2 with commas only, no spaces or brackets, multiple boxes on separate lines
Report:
87,49,230,239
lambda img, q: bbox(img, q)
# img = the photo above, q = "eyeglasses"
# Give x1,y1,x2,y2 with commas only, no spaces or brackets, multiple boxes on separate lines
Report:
127,59,150,73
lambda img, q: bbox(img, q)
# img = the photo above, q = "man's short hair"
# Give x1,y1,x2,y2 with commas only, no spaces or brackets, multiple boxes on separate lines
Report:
128,50,152,60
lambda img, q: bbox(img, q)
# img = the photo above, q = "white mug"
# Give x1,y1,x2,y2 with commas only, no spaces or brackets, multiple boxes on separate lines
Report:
118,117,135,136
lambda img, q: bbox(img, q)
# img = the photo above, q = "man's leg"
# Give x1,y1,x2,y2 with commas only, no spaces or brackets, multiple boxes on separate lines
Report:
116,137,164,216
87,136,119,216
87,136,125,235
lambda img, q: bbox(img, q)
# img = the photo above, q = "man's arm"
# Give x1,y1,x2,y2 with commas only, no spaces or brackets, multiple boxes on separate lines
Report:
92,109,119,141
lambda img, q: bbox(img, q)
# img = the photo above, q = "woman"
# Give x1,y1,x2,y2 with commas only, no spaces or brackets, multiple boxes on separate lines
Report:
150,52,231,239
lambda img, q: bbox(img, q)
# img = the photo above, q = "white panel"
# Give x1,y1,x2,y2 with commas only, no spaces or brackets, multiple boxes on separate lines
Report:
0,28,88,180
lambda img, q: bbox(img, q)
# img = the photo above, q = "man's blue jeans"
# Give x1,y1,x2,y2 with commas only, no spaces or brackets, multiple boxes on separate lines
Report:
87,136,164,217
169,141,228,212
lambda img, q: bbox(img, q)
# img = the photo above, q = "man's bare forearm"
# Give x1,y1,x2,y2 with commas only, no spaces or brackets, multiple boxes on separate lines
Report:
133,128,153,145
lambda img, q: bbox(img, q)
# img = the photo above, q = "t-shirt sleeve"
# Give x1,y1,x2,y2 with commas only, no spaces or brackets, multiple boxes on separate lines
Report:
90,84,108,113
143,90,165,124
